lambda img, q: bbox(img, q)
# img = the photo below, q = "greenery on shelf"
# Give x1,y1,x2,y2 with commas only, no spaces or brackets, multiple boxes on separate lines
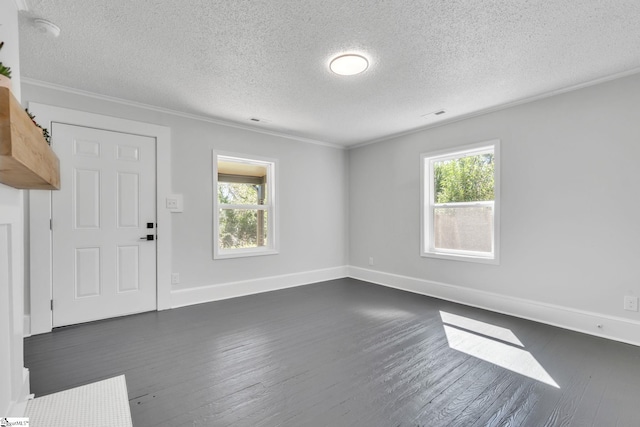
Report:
0,41,12,79
25,108,51,146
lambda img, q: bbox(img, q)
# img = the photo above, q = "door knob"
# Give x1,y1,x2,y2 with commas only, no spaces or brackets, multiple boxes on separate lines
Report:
140,235,155,241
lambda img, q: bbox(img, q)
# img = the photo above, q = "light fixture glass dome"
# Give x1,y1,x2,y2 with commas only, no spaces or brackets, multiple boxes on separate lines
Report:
330,54,369,76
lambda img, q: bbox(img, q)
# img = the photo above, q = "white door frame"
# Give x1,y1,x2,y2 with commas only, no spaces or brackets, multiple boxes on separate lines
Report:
28,103,172,335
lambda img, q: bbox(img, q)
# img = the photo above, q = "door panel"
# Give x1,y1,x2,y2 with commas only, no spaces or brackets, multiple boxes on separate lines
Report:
75,247,100,297
52,123,157,327
117,172,139,228
74,169,100,228
117,246,139,292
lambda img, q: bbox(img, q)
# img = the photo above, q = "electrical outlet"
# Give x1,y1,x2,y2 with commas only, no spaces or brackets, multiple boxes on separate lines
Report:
171,273,180,285
623,296,638,312
368,257,374,266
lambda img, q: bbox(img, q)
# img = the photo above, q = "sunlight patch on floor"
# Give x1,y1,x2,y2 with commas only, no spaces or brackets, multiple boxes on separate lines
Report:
356,306,415,320
440,311,559,388
440,311,524,347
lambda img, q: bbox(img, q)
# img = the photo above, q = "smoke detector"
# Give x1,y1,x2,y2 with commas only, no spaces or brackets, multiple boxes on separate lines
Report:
34,19,61,38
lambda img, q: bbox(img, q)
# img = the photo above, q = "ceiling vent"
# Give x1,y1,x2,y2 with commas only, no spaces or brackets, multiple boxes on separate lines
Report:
422,110,446,118
249,117,271,124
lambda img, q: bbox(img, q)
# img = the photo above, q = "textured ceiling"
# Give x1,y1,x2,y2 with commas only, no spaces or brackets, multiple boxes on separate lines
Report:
17,1,640,147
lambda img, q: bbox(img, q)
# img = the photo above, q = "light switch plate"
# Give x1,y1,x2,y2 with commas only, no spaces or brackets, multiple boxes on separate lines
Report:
166,194,183,212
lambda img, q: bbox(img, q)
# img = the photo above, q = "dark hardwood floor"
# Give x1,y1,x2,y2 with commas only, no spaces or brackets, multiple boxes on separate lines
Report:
24,278,640,426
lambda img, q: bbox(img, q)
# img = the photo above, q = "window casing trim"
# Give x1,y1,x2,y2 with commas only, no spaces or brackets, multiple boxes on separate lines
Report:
213,151,279,260
420,140,500,265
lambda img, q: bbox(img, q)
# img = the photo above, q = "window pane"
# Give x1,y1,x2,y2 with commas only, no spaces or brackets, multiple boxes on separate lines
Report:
218,160,268,204
434,205,493,253
218,182,264,205
218,161,267,180
433,153,494,203
219,209,268,249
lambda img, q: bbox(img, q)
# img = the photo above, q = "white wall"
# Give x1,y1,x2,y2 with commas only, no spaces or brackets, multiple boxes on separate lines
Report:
21,82,349,308
349,73,640,343
0,0,29,416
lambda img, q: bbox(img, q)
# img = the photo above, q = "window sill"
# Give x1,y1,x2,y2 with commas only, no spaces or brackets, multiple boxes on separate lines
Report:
214,248,279,260
421,251,499,265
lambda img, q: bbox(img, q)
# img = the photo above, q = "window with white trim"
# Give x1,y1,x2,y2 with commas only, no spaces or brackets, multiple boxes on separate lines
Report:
213,154,277,259
421,140,500,263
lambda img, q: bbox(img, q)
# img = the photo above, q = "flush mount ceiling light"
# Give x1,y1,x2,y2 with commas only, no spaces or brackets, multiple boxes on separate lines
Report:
330,54,369,76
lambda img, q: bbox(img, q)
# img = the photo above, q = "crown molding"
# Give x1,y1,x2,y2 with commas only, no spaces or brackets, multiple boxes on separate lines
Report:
21,77,346,150
350,66,640,150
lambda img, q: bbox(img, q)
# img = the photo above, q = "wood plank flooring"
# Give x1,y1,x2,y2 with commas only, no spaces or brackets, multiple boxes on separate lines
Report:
24,278,640,426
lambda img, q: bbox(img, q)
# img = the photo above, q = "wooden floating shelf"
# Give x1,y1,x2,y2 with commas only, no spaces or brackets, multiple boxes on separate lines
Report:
0,87,60,190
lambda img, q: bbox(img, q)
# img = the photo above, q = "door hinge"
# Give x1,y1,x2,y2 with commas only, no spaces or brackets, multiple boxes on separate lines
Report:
50,219,52,230
50,299,53,311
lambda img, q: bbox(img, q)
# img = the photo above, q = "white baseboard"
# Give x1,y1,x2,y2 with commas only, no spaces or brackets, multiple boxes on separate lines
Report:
349,266,640,347
32,263,637,347
6,368,31,417
170,266,349,308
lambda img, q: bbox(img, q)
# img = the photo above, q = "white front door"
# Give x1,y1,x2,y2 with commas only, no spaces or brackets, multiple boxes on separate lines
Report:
51,123,157,327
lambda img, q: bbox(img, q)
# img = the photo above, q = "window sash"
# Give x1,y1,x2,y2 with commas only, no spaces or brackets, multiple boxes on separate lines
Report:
428,148,495,205
429,201,495,257
219,204,269,210
429,147,493,167
432,201,494,208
